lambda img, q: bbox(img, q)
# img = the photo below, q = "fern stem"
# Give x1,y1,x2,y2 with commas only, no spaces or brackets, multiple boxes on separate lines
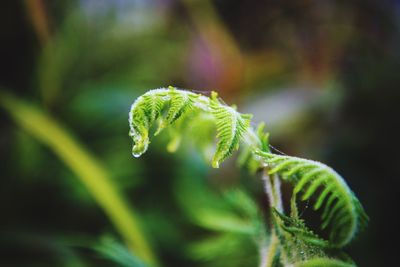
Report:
260,169,284,267
260,232,279,267
262,170,283,213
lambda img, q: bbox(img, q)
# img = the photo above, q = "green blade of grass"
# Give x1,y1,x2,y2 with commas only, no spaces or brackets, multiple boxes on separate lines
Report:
0,90,158,266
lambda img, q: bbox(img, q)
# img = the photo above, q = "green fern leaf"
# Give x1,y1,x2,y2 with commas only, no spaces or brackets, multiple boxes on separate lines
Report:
257,151,368,247
210,93,252,168
155,87,197,135
272,209,327,264
273,209,355,267
129,89,169,157
166,87,197,124
129,88,251,167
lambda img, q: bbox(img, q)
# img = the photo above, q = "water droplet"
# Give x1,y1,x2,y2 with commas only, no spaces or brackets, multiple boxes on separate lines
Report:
132,151,143,158
131,138,149,158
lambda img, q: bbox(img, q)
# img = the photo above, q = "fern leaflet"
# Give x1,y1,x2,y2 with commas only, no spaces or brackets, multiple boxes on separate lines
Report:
257,151,368,247
210,92,252,167
129,87,251,167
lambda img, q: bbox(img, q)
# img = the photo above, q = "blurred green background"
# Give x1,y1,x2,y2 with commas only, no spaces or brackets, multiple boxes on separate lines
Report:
1,0,399,266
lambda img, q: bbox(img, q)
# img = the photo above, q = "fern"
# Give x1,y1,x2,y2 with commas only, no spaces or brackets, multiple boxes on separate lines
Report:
210,92,252,167
256,152,368,247
129,87,252,167
272,209,355,267
128,87,368,266
273,208,329,251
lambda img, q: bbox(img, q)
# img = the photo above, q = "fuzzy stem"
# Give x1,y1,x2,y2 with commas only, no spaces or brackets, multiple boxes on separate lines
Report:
263,170,283,213
260,232,280,267
260,169,283,267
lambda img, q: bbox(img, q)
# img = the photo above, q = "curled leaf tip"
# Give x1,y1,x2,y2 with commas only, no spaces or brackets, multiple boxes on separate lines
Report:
131,132,149,158
211,159,220,168
132,141,149,158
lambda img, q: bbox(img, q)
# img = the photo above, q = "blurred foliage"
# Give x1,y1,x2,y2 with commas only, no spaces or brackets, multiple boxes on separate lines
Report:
0,91,157,265
94,236,147,267
176,174,267,267
1,0,400,266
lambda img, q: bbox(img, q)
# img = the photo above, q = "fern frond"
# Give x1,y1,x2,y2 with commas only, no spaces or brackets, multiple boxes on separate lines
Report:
129,87,252,167
128,87,368,266
155,87,197,135
273,209,355,267
257,151,368,247
210,92,252,168
272,209,327,264
166,87,196,124
129,89,169,157
273,209,329,248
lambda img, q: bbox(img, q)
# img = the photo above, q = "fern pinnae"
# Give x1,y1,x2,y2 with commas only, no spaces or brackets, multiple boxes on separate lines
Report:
272,208,329,263
210,93,252,168
268,159,300,175
301,176,327,201
166,88,196,124
129,87,252,167
129,89,169,157
323,194,339,215
256,151,367,247
155,88,196,135
322,200,345,229
313,183,335,210
283,163,312,177
293,167,326,194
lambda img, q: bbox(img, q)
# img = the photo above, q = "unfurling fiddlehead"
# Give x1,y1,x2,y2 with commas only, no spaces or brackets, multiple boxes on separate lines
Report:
129,87,368,266
129,87,252,168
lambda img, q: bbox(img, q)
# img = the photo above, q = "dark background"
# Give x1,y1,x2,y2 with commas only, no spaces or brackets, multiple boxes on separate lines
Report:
1,0,399,266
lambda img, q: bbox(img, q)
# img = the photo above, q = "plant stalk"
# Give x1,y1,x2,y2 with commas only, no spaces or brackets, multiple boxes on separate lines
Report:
260,169,283,267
